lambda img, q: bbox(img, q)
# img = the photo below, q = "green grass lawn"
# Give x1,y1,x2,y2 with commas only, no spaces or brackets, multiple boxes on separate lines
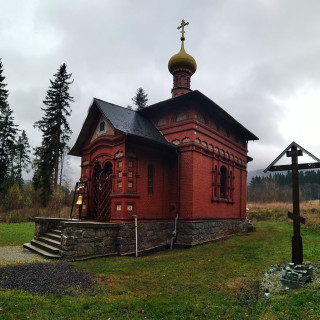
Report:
0,221,320,319
0,222,35,246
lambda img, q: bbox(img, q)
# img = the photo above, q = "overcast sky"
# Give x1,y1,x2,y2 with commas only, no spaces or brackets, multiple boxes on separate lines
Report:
1,0,320,184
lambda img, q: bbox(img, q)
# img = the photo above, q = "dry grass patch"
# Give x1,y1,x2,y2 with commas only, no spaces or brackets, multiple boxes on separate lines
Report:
248,201,320,230
0,206,71,223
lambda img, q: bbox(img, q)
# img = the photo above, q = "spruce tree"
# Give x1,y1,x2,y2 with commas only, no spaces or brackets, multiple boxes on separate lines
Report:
34,63,74,206
132,87,148,110
0,58,17,194
14,130,31,187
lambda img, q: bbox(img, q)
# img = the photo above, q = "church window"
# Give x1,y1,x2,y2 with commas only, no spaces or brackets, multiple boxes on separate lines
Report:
100,121,105,132
172,139,180,145
128,160,134,168
115,151,124,158
176,112,187,122
158,117,167,126
196,113,205,124
202,141,207,148
211,121,217,130
97,120,108,136
127,204,134,212
220,166,228,199
128,171,133,178
214,165,218,198
182,137,190,143
148,164,154,195
229,170,233,200
195,138,201,144
221,127,228,136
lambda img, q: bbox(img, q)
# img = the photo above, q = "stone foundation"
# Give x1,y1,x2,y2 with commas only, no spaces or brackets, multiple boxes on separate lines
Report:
33,218,248,259
176,219,245,247
60,221,119,258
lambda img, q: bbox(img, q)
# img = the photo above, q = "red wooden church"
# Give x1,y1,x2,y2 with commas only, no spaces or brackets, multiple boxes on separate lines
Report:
25,21,258,259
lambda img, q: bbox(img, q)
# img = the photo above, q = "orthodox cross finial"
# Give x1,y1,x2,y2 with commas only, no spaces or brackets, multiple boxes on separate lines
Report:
177,19,189,40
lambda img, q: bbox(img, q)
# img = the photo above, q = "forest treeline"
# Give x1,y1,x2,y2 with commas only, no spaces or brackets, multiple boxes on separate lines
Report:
248,170,320,203
0,57,149,213
0,58,74,211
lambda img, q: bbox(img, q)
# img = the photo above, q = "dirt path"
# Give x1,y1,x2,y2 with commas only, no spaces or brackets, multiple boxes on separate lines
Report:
0,246,47,266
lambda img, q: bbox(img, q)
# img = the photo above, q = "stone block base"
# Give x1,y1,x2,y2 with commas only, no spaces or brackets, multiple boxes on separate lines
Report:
33,218,247,260
175,219,245,247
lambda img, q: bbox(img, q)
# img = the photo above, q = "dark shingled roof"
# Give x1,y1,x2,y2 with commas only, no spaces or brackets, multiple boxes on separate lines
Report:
139,90,258,141
69,98,173,156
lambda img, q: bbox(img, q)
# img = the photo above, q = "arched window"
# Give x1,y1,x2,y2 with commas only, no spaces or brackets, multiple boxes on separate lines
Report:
158,117,167,126
211,120,217,130
176,113,187,122
148,164,154,195
214,165,218,197
229,170,233,200
220,166,228,199
100,121,105,132
197,113,205,124
172,139,180,145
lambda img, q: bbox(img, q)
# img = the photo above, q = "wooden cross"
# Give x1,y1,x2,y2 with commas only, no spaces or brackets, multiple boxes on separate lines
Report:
265,142,320,265
178,19,189,39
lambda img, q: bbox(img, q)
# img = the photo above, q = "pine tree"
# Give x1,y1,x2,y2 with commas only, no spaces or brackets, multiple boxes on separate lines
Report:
132,87,148,110
0,58,18,194
14,130,31,187
34,63,74,206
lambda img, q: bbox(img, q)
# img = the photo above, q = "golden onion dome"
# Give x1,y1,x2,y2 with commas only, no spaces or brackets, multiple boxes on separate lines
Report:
168,40,197,75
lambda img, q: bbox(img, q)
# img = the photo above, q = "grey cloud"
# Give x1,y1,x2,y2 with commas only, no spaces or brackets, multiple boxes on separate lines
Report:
1,0,320,183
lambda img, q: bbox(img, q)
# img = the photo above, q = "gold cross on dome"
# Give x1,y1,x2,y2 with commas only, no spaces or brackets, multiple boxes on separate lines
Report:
177,19,189,38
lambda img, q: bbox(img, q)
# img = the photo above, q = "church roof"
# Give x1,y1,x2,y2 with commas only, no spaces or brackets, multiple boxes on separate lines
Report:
139,90,258,141
69,98,174,156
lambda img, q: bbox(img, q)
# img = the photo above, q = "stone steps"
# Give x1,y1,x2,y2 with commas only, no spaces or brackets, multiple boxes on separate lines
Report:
23,243,61,259
35,236,61,249
23,226,63,259
45,232,61,242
